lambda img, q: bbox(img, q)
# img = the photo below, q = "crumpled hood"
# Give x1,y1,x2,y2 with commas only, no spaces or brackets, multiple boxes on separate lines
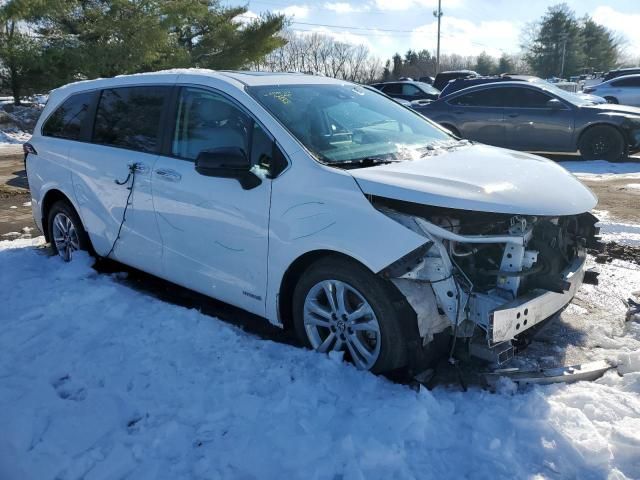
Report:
349,144,597,216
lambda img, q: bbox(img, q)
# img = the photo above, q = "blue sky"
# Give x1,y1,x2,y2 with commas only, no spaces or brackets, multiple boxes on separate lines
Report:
226,0,640,61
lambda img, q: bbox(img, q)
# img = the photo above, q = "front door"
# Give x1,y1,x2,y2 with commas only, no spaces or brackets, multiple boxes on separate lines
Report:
501,87,575,152
151,87,273,316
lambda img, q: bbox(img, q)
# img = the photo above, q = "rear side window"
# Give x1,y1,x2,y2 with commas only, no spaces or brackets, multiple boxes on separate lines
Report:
93,86,169,153
449,88,504,107
42,92,94,140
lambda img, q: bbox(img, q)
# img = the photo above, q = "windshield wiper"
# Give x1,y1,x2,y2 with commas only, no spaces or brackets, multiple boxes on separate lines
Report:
333,157,400,169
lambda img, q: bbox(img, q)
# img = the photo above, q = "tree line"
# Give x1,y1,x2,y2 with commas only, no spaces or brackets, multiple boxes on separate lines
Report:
0,1,632,105
0,0,286,104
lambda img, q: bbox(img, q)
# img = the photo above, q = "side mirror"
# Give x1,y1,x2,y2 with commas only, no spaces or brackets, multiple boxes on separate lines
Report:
546,98,565,110
195,147,261,190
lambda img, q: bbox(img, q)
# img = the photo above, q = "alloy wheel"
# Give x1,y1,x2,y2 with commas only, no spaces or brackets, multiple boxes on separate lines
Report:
52,212,80,262
303,279,381,370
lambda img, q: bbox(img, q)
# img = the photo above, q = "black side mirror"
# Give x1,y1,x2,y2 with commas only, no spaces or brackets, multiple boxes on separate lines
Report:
195,147,261,190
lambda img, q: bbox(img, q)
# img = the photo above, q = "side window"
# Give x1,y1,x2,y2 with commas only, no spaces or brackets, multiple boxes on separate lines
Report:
401,84,421,97
449,88,503,107
251,123,273,168
172,88,252,161
505,87,553,108
383,84,402,95
42,91,94,140
93,86,169,153
612,77,640,87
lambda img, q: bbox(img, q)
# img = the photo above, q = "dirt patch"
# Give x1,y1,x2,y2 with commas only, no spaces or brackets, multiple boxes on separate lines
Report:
582,177,640,225
592,241,640,265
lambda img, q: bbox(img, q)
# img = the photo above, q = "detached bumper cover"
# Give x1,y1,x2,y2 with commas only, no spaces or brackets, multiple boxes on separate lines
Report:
490,252,587,343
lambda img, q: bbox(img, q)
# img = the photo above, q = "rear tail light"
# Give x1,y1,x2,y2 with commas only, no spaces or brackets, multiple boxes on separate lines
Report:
23,143,37,156
23,143,37,169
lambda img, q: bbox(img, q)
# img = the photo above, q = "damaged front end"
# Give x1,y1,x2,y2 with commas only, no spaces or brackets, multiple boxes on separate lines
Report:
375,197,602,367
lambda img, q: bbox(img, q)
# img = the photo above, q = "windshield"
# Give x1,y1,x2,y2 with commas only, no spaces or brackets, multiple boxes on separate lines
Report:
248,83,452,164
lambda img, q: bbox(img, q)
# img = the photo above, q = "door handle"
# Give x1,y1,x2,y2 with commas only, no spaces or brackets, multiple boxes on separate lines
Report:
155,169,182,182
130,163,149,174
507,113,519,118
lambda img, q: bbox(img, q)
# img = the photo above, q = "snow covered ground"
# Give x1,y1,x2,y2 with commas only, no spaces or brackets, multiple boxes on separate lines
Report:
593,210,640,247
1,237,639,480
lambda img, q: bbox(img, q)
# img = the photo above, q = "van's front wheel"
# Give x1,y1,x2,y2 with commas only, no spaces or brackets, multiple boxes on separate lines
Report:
48,201,90,262
292,258,415,373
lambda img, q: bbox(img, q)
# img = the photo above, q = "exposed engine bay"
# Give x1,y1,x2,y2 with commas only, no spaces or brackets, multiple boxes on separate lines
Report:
373,196,601,365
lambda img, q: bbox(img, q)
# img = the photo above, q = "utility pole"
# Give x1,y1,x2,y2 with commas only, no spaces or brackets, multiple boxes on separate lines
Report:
559,33,568,79
433,0,442,74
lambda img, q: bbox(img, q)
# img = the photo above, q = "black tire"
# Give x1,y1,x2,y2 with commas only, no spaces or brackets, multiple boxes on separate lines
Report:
441,123,461,138
604,96,618,104
292,257,418,374
47,200,91,261
578,125,625,162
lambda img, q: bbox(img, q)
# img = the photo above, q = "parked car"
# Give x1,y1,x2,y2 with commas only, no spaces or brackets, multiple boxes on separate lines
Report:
432,70,478,91
417,81,640,161
418,75,434,85
439,75,606,104
26,71,599,374
370,80,440,103
583,74,640,106
602,67,640,82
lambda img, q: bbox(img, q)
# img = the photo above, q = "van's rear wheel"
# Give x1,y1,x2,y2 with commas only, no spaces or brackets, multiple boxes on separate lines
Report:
47,201,90,262
578,125,625,162
292,258,415,373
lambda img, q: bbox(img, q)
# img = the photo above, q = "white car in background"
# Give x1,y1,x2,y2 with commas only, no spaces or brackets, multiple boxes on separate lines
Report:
25,70,600,373
584,74,640,106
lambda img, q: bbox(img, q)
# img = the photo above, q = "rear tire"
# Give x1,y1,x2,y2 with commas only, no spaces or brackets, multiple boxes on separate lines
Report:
47,200,91,261
578,125,625,162
292,257,417,374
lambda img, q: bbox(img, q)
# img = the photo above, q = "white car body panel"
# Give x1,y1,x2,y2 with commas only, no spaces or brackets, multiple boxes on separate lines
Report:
349,144,597,216
26,69,599,353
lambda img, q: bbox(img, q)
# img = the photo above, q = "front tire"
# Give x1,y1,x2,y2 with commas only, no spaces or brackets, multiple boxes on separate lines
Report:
292,258,416,373
578,125,625,162
47,200,90,262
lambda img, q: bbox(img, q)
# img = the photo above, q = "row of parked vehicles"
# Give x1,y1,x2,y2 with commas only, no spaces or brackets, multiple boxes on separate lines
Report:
372,69,640,161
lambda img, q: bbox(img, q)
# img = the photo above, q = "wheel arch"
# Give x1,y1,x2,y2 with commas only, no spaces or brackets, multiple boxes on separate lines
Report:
577,122,628,149
277,249,375,330
40,189,84,243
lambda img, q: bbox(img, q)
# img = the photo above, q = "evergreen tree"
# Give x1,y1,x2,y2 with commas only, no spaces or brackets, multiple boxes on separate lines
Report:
497,53,515,74
581,17,619,73
525,3,585,78
475,51,497,76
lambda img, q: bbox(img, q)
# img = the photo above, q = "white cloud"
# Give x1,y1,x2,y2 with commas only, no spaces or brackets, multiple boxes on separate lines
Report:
373,0,462,12
324,2,368,14
277,4,311,19
592,6,640,60
410,17,520,57
233,9,259,27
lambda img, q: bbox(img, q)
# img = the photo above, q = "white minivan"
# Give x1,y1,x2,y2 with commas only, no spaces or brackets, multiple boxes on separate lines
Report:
26,70,600,373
